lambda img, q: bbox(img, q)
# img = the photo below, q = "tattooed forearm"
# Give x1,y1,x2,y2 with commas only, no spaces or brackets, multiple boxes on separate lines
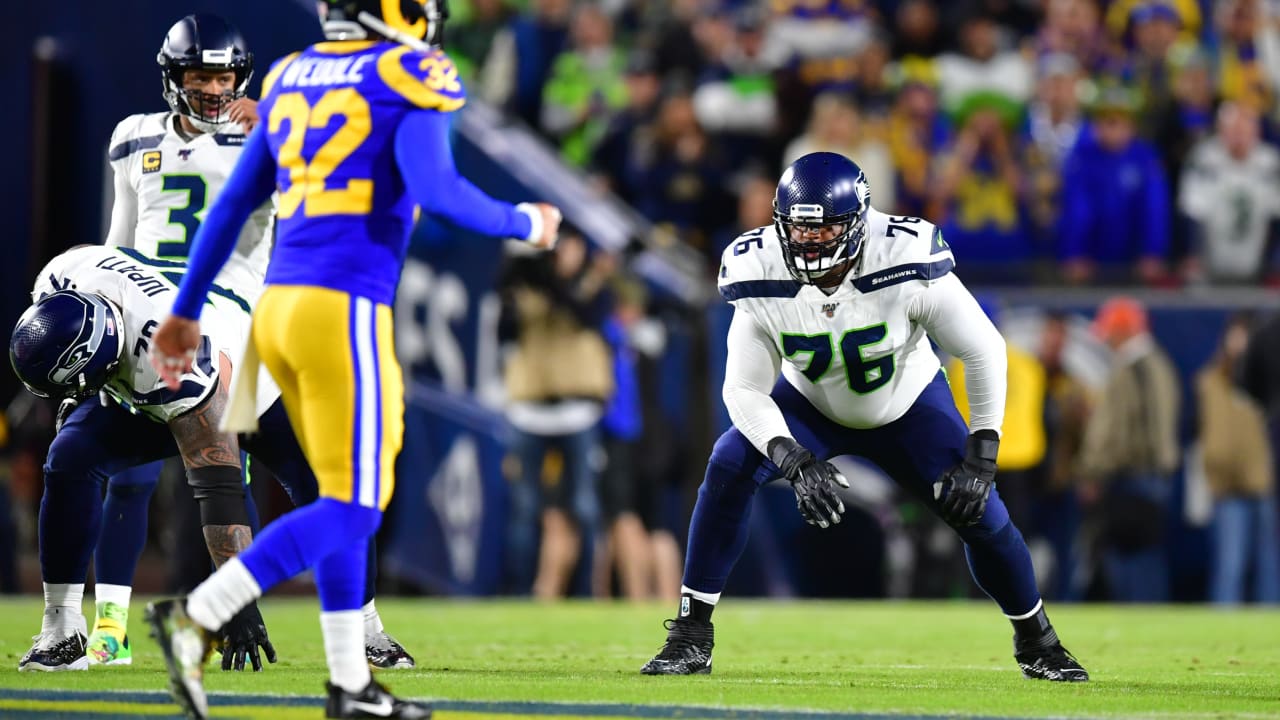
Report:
203,524,253,567
170,351,240,469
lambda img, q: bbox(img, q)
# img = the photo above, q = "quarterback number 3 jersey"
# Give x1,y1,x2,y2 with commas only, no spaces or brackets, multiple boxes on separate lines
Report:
717,209,1006,450
104,112,273,301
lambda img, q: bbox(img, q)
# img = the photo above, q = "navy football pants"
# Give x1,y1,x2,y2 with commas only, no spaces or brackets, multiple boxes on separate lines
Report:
684,373,1041,616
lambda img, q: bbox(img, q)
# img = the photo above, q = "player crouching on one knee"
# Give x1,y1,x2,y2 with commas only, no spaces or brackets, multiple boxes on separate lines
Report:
640,151,1088,683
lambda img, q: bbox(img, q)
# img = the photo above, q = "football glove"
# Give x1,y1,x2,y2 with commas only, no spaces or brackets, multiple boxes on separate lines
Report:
936,430,999,527
218,601,277,671
768,437,849,529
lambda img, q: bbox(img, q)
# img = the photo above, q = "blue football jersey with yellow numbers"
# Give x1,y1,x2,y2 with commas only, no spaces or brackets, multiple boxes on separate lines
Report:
256,40,466,304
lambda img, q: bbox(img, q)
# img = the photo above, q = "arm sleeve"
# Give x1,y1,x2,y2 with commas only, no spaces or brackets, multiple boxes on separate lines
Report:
722,308,792,456
172,127,278,319
394,109,534,240
103,161,137,248
910,273,1007,434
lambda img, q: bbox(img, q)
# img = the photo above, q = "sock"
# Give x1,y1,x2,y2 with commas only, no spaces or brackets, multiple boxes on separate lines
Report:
93,583,132,636
186,558,262,631
962,520,1042,617
1008,601,1058,646
95,466,159,587
681,458,758,596
42,582,86,636
321,610,371,693
362,599,383,635
235,498,381,593
39,473,103,587
678,586,718,623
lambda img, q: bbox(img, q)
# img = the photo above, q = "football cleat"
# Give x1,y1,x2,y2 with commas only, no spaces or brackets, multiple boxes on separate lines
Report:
86,630,132,666
325,679,433,718
146,598,216,720
87,601,133,666
367,631,416,669
1015,633,1089,682
640,618,714,675
18,629,89,672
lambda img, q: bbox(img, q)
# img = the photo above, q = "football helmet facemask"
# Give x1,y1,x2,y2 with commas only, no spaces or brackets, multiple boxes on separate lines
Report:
158,14,254,134
773,152,872,288
320,0,450,49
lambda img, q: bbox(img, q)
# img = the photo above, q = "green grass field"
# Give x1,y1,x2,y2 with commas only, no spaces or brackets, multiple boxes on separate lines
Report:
0,598,1277,719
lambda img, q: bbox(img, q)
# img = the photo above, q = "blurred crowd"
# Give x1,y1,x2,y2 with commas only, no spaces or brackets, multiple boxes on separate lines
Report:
449,0,1280,285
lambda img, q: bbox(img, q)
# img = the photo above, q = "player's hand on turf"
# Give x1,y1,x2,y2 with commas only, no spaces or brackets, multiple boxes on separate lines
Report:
150,315,201,391
227,98,259,132
936,430,999,527
218,601,277,672
768,437,849,529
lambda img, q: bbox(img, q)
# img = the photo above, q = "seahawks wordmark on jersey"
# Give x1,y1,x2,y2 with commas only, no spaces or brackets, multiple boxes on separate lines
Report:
719,209,973,431
32,246,280,423
104,112,273,303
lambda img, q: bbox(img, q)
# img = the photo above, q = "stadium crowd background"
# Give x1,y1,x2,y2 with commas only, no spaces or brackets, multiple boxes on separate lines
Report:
3,0,1280,607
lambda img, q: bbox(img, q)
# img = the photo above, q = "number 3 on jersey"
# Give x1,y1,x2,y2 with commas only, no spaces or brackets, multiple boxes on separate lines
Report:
269,88,373,218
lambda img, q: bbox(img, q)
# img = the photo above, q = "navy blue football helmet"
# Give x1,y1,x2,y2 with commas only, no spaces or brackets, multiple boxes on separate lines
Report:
321,0,450,48
157,14,253,133
773,152,872,287
9,291,123,400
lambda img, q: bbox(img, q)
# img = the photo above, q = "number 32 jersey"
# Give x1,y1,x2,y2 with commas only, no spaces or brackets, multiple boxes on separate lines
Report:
104,113,273,302
718,209,989,431
256,40,467,305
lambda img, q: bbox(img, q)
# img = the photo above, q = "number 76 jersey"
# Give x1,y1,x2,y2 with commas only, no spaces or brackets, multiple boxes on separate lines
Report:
718,209,958,430
255,39,467,306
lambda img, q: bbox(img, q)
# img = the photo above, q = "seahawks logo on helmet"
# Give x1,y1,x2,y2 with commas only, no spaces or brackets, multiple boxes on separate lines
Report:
10,291,123,400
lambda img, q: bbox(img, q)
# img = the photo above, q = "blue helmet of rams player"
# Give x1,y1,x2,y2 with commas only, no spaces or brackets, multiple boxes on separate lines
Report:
157,14,254,133
10,291,124,401
320,0,450,49
773,152,872,287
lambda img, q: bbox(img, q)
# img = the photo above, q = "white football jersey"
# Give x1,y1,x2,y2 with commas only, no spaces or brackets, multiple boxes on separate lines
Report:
1179,138,1280,281
718,209,970,430
104,112,272,303
31,246,280,424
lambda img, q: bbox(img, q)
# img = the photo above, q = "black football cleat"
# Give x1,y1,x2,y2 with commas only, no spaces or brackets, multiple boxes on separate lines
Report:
146,598,216,720
18,629,89,672
326,679,432,718
640,618,714,675
1015,632,1089,682
366,631,416,669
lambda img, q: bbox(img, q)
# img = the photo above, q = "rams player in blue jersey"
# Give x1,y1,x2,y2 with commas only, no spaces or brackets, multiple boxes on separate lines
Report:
144,1,561,717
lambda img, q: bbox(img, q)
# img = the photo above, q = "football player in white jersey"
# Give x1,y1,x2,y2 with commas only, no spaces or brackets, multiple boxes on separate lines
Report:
11,245,275,672
104,13,270,300
640,152,1088,682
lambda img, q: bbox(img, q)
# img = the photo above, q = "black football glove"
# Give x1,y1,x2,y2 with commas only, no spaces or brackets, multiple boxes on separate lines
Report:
936,429,999,527
218,601,277,671
768,437,850,528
